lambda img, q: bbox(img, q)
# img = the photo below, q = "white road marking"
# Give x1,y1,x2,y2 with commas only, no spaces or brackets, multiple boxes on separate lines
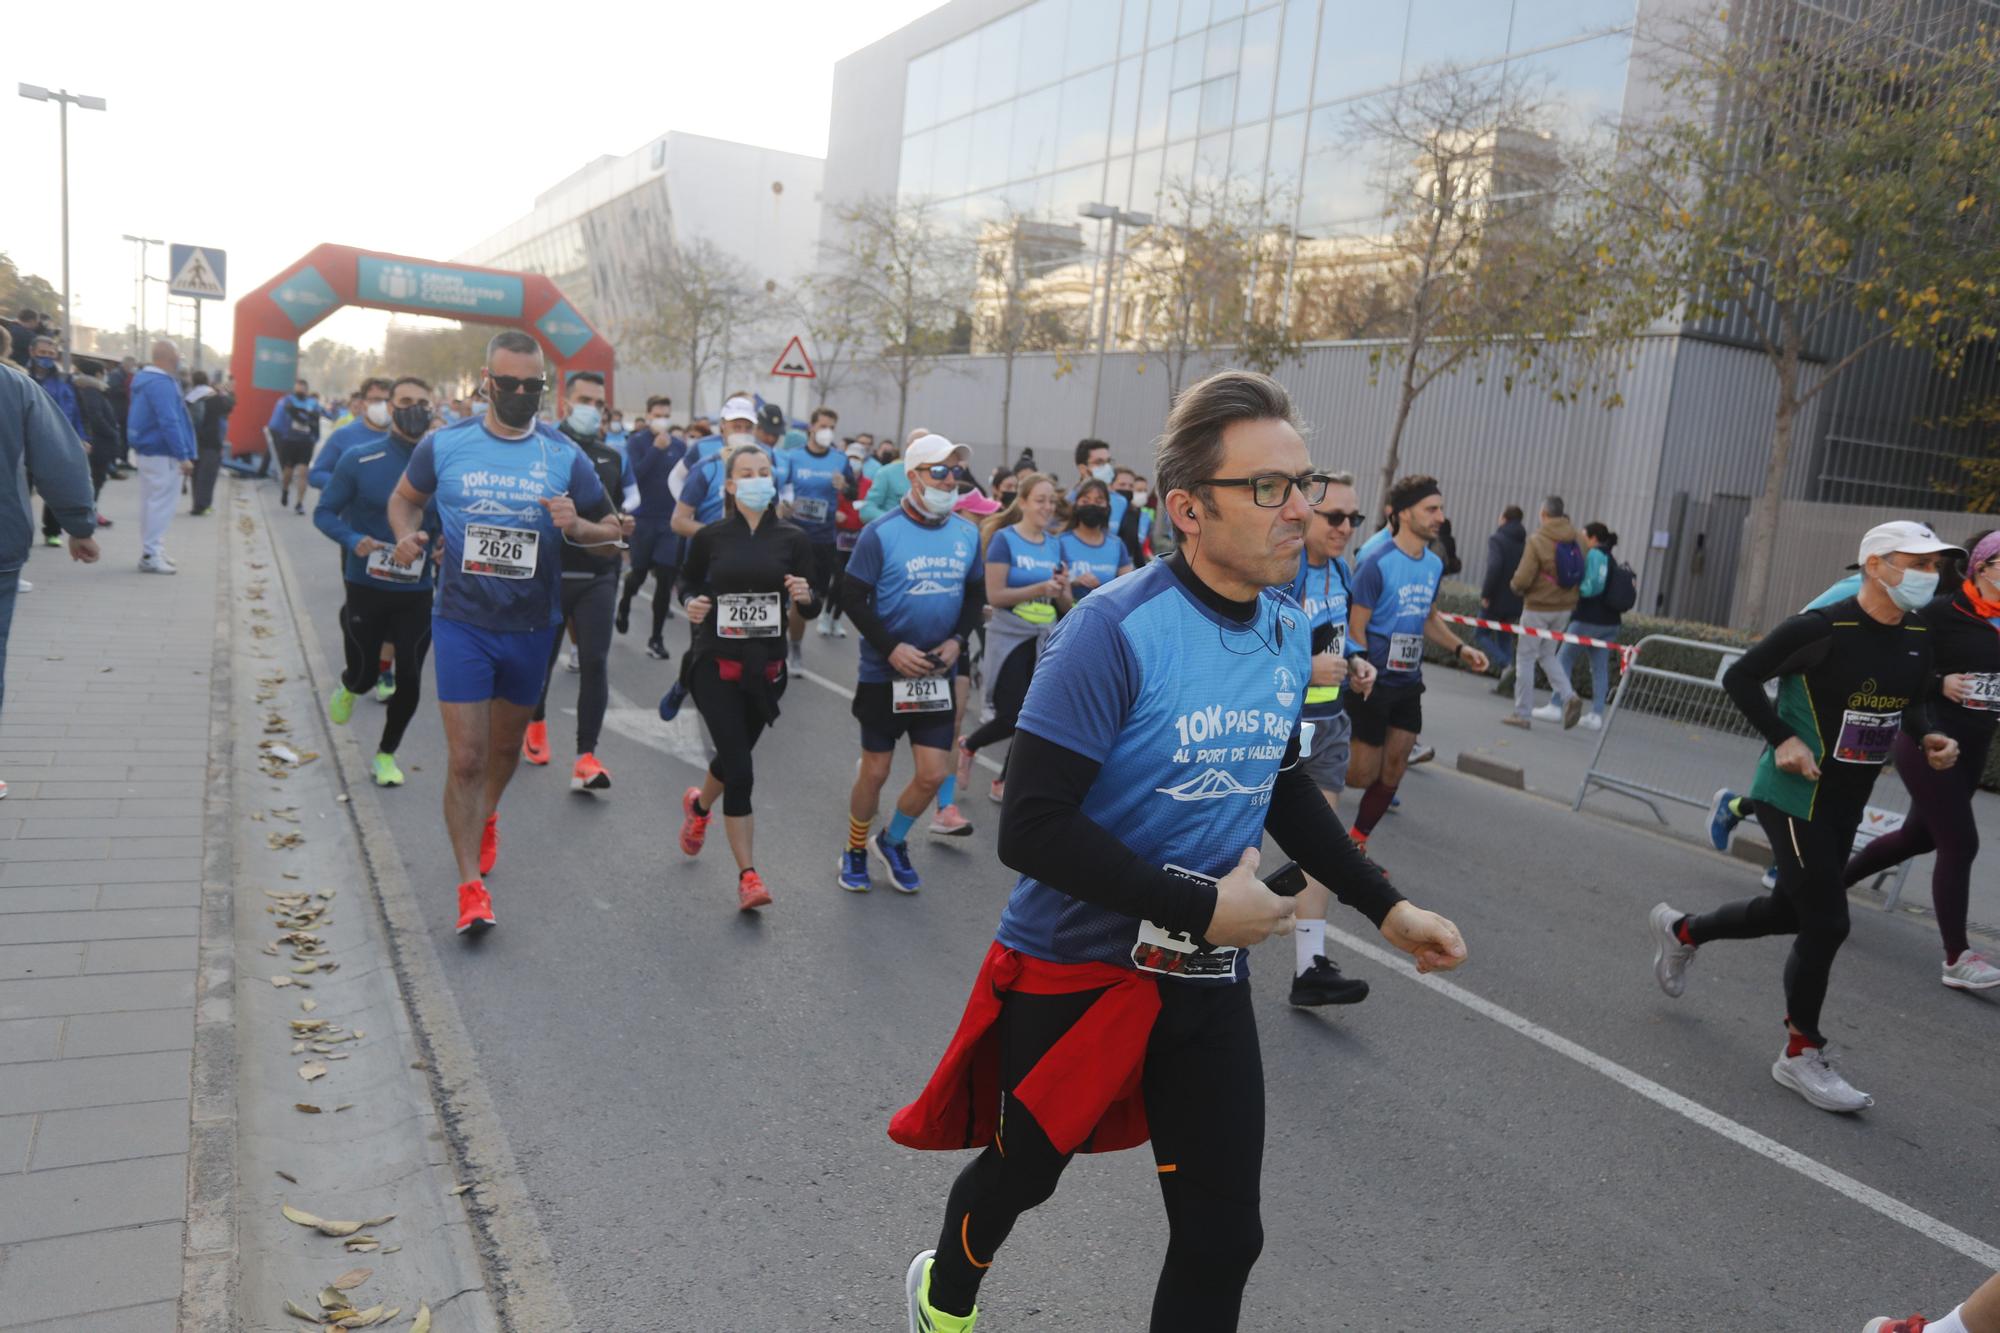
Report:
1324,923,2000,1272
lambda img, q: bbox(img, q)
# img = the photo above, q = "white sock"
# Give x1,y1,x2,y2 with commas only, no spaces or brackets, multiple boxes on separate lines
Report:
1295,918,1326,974
1928,1307,1969,1333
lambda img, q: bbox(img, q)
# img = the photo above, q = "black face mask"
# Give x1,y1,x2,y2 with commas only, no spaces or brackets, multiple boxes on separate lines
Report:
391,404,432,440
490,385,540,429
1074,504,1110,529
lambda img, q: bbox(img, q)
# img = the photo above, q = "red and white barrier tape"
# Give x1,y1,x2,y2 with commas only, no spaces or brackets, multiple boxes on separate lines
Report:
1438,612,1639,669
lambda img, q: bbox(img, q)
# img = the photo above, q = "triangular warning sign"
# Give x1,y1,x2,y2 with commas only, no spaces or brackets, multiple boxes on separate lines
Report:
171,249,224,298
770,335,816,379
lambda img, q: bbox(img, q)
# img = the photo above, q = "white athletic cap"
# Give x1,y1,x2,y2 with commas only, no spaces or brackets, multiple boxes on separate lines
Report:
903,434,971,475
1854,520,1964,568
720,396,757,424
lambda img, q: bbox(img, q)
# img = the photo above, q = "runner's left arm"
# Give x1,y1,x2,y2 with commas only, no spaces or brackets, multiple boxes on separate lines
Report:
839,527,900,658
786,528,824,620
1263,759,1404,926
311,453,365,553
562,449,623,544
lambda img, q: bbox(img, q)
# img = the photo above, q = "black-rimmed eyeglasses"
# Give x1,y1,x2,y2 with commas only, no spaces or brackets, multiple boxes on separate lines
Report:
1197,472,1334,508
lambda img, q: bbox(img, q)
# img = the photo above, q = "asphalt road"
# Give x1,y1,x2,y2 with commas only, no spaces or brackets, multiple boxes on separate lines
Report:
262,484,2000,1332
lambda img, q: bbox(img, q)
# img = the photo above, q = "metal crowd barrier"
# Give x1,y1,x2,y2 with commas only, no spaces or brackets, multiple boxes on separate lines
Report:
1572,633,1914,910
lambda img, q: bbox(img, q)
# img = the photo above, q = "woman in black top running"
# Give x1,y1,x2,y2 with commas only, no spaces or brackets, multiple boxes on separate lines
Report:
673,442,820,912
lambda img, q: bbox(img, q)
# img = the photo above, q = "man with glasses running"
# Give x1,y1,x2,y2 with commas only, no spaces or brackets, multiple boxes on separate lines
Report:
893,373,1467,1332
1345,475,1488,853
386,332,625,935
839,436,985,895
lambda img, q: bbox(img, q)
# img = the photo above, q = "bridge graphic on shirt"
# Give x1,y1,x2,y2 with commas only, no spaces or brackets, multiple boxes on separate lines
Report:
461,497,543,520
1154,768,1277,801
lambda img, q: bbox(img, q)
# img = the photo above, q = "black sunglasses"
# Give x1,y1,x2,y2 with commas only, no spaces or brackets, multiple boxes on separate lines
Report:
1197,472,1334,508
920,464,971,482
487,374,549,395
1317,509,1367,528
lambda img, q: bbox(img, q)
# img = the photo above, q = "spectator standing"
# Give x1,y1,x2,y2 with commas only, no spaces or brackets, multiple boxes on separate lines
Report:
1505,495,1584,730
1479,505,1527,690
127,339,197,573
186,370,233,514
1555,523,1632,731
66,360,119,528
104,357,135,473
2,310,37,368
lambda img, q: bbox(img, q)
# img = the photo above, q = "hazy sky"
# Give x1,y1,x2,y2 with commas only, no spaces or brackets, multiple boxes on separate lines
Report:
4,0,939,357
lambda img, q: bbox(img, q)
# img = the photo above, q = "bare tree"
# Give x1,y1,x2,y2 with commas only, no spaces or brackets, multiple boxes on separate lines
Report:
970,211,1088,456
783,274,873,411
621,236,755,418
1606,1,2000,625
1344,61,1651,509
821,196,970,441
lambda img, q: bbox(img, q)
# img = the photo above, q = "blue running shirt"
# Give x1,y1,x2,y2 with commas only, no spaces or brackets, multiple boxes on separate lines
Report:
402,418,606,632
987,525,1063,629
1288,552,1354,716
680,441,792,525
1351,540,1442,688
782,445,854,542
1058,530,1126,593
845,509,982,683
995,561,1311,980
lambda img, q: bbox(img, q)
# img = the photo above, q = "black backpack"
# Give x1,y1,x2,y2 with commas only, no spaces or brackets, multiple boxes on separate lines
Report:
1604,560,1638,614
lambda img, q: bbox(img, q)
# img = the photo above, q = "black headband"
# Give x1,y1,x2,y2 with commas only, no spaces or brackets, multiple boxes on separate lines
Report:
1388,479,1441,513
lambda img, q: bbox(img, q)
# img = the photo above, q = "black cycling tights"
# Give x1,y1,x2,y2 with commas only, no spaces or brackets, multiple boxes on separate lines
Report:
927,979,1266,1331
1685,801,1856,1045
688,659,771,817
963,638,1037,755
337,584,432,756
620,562,676,641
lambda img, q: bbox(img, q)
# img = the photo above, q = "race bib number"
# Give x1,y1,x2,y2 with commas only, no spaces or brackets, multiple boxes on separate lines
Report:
1962,673,2000,711
1131,866,1239,981
1387,632,1424,671
891,674,952,713
365,545,423,584
1833,708,1899,765
792,496,830,523
462,524,538,579
717,591,782,638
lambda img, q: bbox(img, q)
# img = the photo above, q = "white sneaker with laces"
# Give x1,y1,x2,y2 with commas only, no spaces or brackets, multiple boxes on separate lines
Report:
15,580,29,593
1530,702,1564,723
1580,712,1603,731
1649,903,1696,998
816,613,834,637
138,553,178,575
1942,951,2000,991
1771,1044,1873,1113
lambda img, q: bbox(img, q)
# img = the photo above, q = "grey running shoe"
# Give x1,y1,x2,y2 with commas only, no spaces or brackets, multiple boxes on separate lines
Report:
1771,1045,1873,1113
1562,694,1583,729
1942,951,2000,991
1409,741,1436,764
1650,902,1695,998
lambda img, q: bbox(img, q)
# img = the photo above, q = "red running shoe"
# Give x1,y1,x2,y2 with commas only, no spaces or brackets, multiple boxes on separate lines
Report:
679,787,711,856
456,880,496,935
521,720,549,766
738,869,772,911
1863,1319,1928,1332
571,753,611,792
480,814,499,876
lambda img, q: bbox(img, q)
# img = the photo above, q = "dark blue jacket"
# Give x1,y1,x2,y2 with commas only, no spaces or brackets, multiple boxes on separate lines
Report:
312,435,438,591
30,367,85,439
309,420,389,490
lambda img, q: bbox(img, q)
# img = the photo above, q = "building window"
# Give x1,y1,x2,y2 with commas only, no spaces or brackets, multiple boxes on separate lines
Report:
1313,0,1409,105
1403,0,1515,73
1508,0,1637,53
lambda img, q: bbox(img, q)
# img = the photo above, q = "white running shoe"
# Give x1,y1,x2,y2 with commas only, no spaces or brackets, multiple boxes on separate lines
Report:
1942,951,2000,991
1649,902,1695,998
15,580,29,593
1771,1045,1873,1113
138,553,178,575
1530,702,1564,724
1580,712,1603,731
816,613,834,637
565,646,580,673
831,619,847,638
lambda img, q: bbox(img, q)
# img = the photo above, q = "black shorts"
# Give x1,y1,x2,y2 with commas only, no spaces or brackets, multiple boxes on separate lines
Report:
854,679,956,753
1345,682,1424,746
277,440,314,469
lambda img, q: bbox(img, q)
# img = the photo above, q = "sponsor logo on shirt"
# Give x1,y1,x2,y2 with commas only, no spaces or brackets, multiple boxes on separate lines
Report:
1273,666,1297,708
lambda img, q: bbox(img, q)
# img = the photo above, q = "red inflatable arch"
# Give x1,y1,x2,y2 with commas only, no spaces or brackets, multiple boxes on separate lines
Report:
225,243,613,456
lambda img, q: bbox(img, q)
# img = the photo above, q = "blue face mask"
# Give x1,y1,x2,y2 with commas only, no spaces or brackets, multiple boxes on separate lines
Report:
30,356,55,372
566,403,602,436
1884,567,1938,612
918,482,959,517
733,476,776,512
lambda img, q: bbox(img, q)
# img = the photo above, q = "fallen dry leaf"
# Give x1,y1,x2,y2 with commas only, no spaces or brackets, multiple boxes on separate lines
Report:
448,1183,473,1196
295,1103,322,1114
271,976,296,988
301,999,318,1013
330,1268,371,1291
282,1204,324,1228
318,1286,352,1312
283,1298,320,1322
297,1061,328,1082
276,1170,298,1184
411,1304,431,1333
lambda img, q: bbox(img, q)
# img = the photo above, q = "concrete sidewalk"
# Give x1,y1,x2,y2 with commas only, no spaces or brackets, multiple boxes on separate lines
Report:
0,468,224,1329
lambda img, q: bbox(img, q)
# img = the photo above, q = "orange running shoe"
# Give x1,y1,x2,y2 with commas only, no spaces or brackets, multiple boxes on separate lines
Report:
480,814,499,876
456,880,496,934
679,787,711,856
571,753,611,793
522,720,549,766
738,869,772,911
1350,828,1369,853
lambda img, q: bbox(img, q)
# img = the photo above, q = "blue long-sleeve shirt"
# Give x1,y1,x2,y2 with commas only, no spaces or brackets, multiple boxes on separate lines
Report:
309,420,389,490
31,372,85,439
125,366,196,460
1,361,97,569
312,435,437,591
626,427,684,524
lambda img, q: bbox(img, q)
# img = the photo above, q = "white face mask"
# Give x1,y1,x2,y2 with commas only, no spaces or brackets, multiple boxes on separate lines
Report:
649,416,671,433
918,482,959,517
1091,463,1115,485
1133,489,1150,508
724,428,755,450
814,427,835,448
364,400,391,428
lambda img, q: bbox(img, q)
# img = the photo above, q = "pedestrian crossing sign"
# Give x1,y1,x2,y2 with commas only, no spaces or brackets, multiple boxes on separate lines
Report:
168,245,227,300
770,335,816,379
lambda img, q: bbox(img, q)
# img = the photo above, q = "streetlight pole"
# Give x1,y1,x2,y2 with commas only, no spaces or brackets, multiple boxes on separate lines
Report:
1079,202,1154,441
122,235,163,359
19,84,107,372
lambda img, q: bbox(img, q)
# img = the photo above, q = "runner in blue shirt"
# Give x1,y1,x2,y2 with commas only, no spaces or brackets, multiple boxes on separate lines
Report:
313,375,439,789
838,436,985,894
781,404,856,662
1345,475,1488,852
673,398,794,537
309,378,393,491
268,377,340,513
894,372,1466,1333
1055,476,1133,595
617,395,686,659
386,332,623,937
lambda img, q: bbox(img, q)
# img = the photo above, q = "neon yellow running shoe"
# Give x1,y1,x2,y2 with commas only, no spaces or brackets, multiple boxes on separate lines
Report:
371,752,405,787
328,685,355,726
373,669,396,703
905,1250,977,1332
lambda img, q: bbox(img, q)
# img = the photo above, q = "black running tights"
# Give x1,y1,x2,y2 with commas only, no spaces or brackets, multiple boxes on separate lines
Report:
927,979,1266,1331
688,658,771,817
963,638,1037,754
533,573,616,755
337,584,432,756
1685,801,1857,1044
620,562,675,640
1843,724,1990,959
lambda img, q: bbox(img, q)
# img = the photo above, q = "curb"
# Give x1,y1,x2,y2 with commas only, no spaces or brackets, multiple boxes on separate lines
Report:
1454,750,1526,790
181,495,239,1329
258,485,579,1331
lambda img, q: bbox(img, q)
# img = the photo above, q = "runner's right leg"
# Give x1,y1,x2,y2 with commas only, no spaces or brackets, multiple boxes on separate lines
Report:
370,596,431,786
1351,726,1415,843
438,700,494,885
